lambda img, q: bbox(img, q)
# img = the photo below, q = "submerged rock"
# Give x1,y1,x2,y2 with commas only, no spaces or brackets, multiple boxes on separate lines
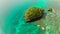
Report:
24,7,44,22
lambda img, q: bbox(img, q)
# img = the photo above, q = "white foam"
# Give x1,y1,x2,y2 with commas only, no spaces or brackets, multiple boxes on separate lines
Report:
41,27,45,30
37,25,40,27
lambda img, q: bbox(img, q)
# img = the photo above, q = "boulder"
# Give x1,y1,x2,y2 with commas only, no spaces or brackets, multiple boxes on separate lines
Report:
24,7,44,22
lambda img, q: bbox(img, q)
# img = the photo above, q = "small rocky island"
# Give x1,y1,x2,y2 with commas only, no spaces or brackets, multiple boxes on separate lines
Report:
48,8,53,11
24,7,44,22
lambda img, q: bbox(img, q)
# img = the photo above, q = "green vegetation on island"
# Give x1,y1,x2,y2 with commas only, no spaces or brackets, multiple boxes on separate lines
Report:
24,7,44,22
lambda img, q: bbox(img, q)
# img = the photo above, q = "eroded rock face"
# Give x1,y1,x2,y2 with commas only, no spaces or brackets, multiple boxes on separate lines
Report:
24,7,44,22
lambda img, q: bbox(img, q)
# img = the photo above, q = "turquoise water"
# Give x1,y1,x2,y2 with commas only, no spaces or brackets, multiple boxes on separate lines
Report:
2,0,46,34
1,0,60,34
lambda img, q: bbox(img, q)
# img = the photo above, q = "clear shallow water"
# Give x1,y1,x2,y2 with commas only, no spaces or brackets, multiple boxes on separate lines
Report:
2,0,46,34
1,0,60,34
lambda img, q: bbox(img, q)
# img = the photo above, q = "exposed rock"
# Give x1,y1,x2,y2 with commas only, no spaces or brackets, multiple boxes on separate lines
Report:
24,7,44,22
48,8,53,11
